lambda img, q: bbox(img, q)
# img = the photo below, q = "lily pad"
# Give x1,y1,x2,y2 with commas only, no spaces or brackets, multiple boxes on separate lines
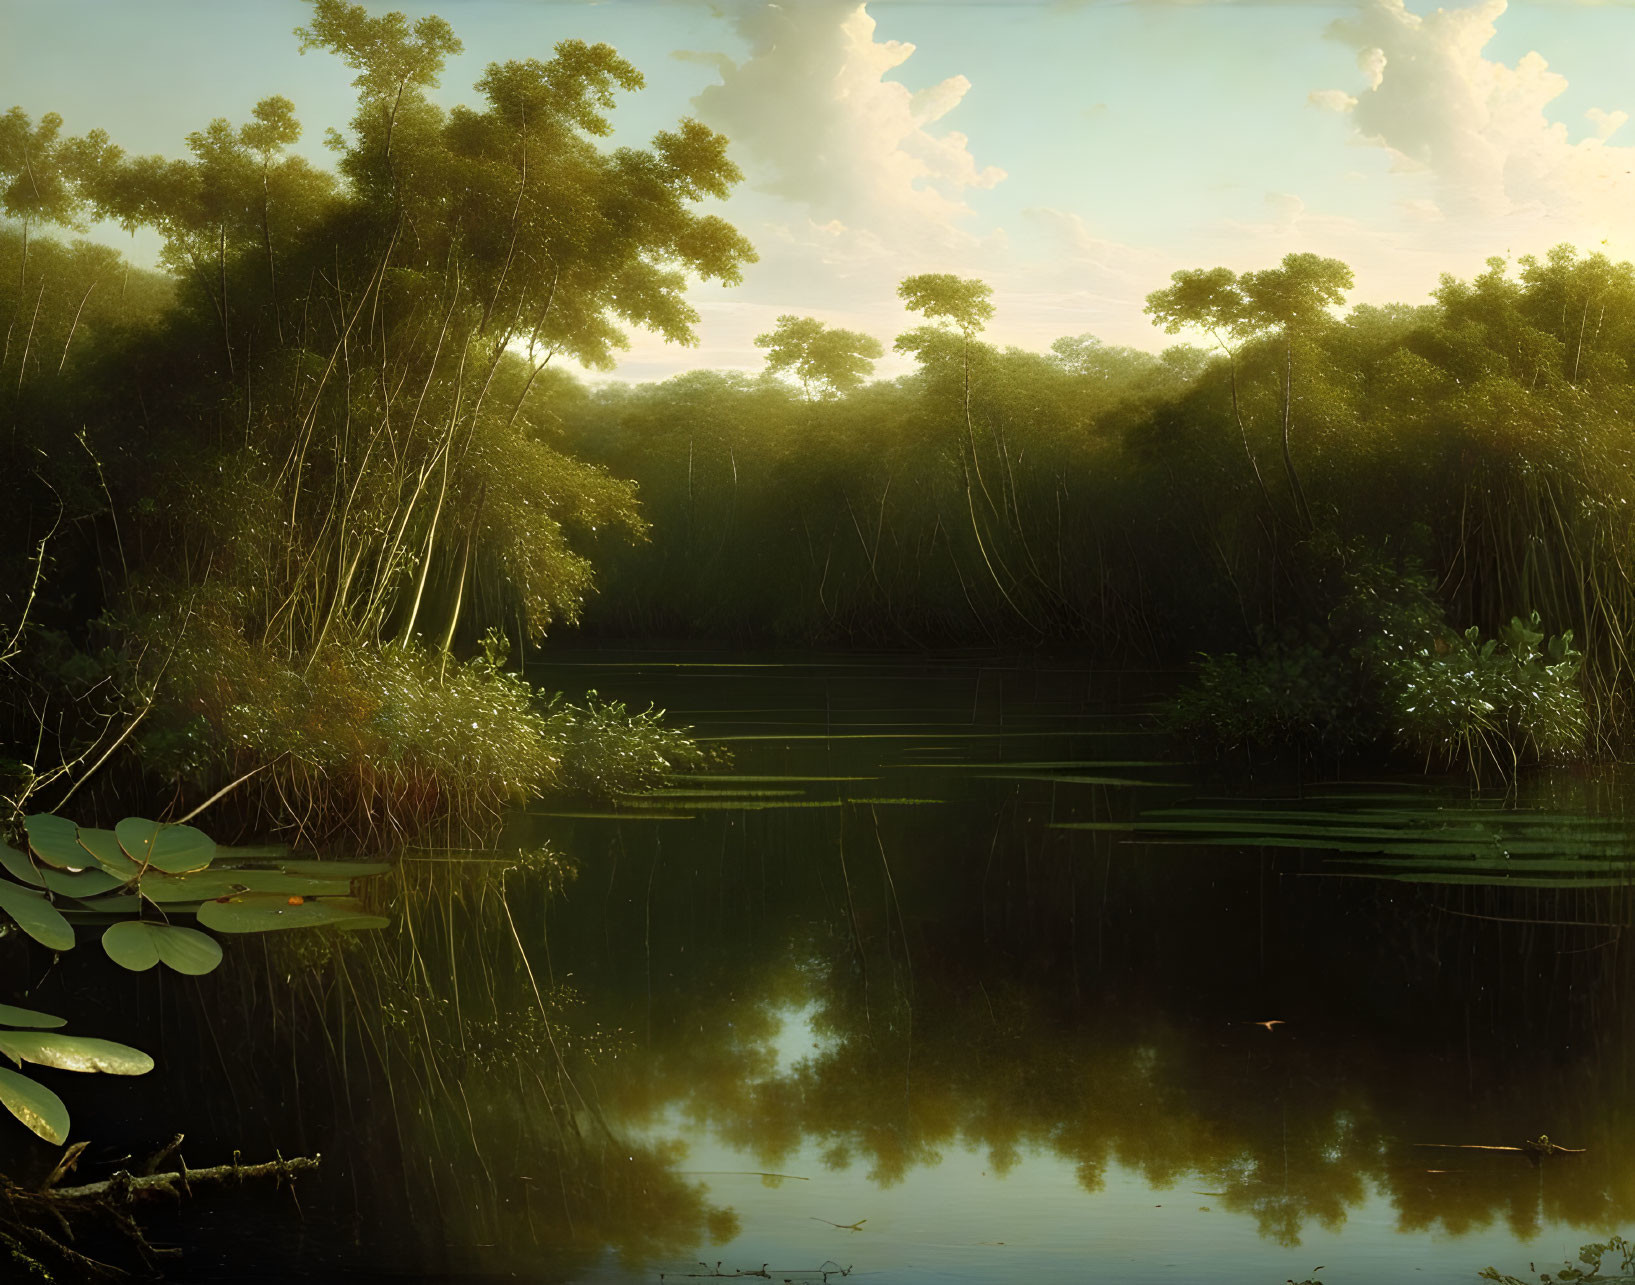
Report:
139,870,353,904
0,1066,67,1144
115,819,214,873
100,920,160,971
0,882,75,951
24,814,88,871
0,846,45,888
75,829,141,878
196,894,388,934
0,1031,153,1075
37,866,125,898
260,860,391,879
0,1004,65,1030
102,921,222,975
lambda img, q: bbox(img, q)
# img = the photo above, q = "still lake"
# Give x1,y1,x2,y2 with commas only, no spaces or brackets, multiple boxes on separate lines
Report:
142,653,1635,1282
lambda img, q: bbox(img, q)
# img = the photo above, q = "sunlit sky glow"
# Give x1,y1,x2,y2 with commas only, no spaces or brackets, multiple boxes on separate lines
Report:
5,0,1635,381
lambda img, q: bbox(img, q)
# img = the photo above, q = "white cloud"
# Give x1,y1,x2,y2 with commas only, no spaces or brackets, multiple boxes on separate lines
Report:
686,1,1005,249
1317,0,1635,247
1586,106,1628,139
1308,88,1358,113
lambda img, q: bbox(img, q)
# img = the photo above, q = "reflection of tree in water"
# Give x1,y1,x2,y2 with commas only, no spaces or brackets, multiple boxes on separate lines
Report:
541,798,1635,1255
75,850,748,1280
128,771,1635,1273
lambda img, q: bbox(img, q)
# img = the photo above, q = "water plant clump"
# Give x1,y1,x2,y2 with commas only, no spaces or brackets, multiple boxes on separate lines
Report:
137,621,567,844
540,689,724,799
1166,539,1587,776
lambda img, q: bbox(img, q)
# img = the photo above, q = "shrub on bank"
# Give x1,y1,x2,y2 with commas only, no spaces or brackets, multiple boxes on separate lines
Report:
138,625,712,843
1168,542,1587,776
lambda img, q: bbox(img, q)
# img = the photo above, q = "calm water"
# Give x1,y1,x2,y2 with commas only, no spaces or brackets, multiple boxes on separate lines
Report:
33,653,1635,1283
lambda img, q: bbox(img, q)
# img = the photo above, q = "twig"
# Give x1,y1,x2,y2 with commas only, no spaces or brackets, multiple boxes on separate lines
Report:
38,1141,90,1191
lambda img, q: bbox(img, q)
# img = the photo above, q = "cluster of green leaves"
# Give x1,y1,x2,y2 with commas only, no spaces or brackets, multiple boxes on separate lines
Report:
0,813,387,1144
1165,641,1367,757
135,612,565,837
1,0,753,834
1167,539,1586,774
1382,612,1585,773
0,1001,152,1147
2,812,388,964
540,689,721,798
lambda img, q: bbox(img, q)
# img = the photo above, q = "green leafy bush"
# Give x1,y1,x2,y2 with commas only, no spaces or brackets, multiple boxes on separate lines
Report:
540,690,721,799
1169,540,1587,775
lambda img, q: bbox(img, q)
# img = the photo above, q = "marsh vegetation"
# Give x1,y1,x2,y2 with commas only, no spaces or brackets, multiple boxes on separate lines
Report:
4,1,1635,1280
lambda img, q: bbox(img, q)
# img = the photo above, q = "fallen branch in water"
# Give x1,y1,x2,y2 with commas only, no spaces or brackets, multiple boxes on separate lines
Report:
41,1151,321,1203
1415,1137,1585,1157
1,1148,322,1279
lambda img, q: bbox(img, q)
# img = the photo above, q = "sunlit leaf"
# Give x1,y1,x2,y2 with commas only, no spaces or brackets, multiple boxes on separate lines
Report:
0,1066,68,1144
100,921,160,971
139,871,353,903
37,866,124,898
0,1031,153,1075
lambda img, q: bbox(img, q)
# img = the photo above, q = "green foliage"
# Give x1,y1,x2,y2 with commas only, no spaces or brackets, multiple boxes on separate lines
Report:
1382,613,1585,774
1168,541,1587,776
1166,643,1366,756
0,1002,151,1145
896,273,994,339
0,0,755,835
1145,252,1353,343
540,690,721,799
0,812,390,968
0,810,388,1144
755,315,884,398
139,620,565,840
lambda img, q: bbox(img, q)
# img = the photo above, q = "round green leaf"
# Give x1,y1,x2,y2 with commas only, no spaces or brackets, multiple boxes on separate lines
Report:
25,814,87,870
0,1003,65,1030
101,921,161,972
116,819,213,873
0,845,45,888
139,870,352,904
196,894,389,934
149,825,215,874
0,882,75,951
114,817,160,866
0,1031,153,1075
104,921,221,976
0,1066,68,1144
75,829,141,878
151,923,222,975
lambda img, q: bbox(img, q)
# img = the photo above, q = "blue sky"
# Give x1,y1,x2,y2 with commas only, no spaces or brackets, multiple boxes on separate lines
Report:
5,0,1635,380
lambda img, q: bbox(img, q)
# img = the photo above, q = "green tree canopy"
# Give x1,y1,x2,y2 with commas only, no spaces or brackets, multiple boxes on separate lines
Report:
754,315,884,398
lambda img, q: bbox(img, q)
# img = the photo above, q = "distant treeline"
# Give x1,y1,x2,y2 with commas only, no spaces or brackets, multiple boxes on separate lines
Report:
554,249,1635,726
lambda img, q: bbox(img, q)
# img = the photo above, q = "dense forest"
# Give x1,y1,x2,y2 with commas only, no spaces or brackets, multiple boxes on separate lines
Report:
4,0,1635,1277
4,0,1630,839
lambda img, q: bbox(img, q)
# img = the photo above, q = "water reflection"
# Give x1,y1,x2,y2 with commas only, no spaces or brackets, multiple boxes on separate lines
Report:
527,787,1635,1279
57,658,1635,1281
